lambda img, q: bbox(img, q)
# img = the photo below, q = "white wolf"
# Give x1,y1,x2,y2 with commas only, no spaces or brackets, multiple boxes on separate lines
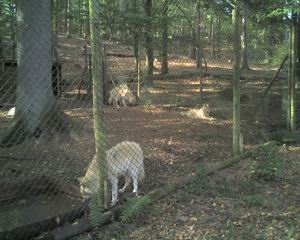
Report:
79,141,145,206
108,84,136,108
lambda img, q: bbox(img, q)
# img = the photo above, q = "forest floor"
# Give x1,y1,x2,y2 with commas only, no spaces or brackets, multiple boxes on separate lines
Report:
0,36,298,239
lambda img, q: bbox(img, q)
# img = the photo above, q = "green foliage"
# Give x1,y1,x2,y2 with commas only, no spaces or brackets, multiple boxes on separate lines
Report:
88,193,105,227
196,163,209,178
251,145,285,181
271,130,300,144
120,196,152,223
269,43,289,66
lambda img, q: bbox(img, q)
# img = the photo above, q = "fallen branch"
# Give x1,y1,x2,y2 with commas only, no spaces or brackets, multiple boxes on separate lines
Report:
41,141,277,240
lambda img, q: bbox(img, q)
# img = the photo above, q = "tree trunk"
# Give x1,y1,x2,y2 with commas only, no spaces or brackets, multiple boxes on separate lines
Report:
216,15,221,58
241,1,250,70
232,2,241,156
297,13,300,85
190,29,196,60
66,0,71,37
195,1,203,69
161,0,168,76
10,0,17,60
0,3,3,59
144,0,154,81
209,14,215,58
288,13,297,132
1,0,68,147
132,0,139,74
78,0,83,36
84,0,90,38
89,0,108,209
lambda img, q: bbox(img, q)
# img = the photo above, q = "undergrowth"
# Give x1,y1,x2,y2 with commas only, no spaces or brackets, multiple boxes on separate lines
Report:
251,145,285,181
120,196,152,223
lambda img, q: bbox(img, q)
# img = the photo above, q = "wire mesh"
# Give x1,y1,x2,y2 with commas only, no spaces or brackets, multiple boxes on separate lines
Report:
0,0,292,239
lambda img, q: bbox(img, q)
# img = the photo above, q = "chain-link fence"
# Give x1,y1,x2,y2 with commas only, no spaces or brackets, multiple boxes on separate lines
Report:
0,0,293,239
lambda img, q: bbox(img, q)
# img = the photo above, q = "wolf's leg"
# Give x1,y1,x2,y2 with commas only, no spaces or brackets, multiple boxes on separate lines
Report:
122,98,127,107
110,176,119,206
119,175,131,193
115,97,120,108
130,172,139,195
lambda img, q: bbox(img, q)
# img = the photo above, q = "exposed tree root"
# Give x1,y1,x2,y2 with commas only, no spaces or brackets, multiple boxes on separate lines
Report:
0,104,69,147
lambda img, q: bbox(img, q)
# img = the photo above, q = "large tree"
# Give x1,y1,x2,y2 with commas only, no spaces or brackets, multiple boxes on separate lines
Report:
1,0,67,146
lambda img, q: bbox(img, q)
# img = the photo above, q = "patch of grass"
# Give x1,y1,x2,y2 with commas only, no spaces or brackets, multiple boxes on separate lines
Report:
213,180,238,199
236,179,259,195
251,145,285,181
169,95,186,106
241,194,266,207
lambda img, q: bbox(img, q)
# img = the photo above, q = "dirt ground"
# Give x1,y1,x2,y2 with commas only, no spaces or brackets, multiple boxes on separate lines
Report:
0,36,299,239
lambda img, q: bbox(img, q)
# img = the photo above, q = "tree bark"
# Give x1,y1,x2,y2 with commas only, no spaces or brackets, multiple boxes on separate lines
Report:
241,1,250,70
190,29,196,60
1,0,68,147
144,0,154,81
89,0,108,208
232,2,241,156
132,0,139,74
0,3,3,59
66,0,71,37
78,0,83,36
195,1,203,69
84,0,90,38
288,13,297,132
216,14,221,58
161,0,169,76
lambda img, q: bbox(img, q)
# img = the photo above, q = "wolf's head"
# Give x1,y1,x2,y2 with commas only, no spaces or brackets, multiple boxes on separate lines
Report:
202,103,210,114
78,176,99,199
125,91,136,105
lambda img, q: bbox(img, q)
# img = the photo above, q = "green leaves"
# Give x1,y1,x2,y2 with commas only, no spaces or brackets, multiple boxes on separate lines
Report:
120,196,152,223
251,145,285,181
88,193,105,227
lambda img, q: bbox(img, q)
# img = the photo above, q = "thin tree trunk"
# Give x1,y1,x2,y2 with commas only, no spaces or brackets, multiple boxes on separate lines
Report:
297,13,300,84
66,0,71,37
241,1,250,70
84,0,90,38
10,0,17,60
144,0,154,81
232,2,241,156
209,14,215,57
161,0,169,76
216,14,221,58
89,0,108,209
0,3,3,59
78,0,83,36
132,0,139,74
190,29,196,60
288,13,297,132
195,1,203,69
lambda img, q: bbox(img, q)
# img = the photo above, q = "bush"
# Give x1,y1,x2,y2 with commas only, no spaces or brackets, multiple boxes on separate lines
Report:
251,145,284,181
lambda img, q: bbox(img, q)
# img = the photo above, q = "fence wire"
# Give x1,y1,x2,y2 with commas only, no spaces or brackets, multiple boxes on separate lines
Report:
0,0,291,239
